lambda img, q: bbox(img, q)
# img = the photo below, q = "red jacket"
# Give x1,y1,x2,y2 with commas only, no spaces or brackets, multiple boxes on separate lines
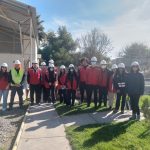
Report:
78,65,88,83
66,72,78,90
108,74,116,93
0,72,9,90
85,66,100,86
27,67,41,85
58,73,67,90
99,69,109,88
41,68,47,85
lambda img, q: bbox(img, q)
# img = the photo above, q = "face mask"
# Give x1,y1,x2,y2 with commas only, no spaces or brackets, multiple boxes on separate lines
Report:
70,69,73,72
91,61,96,66
50,68,54,71
101,65,106,69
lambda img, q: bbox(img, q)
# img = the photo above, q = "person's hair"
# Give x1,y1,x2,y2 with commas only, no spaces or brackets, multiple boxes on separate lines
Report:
80,57,88,63
0,67,8,79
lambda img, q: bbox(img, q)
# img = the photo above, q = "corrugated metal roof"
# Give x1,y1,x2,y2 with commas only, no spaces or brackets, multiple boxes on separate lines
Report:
0,0,38,37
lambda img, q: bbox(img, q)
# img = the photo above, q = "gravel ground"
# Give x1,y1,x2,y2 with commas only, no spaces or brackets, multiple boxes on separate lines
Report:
0,104,28,150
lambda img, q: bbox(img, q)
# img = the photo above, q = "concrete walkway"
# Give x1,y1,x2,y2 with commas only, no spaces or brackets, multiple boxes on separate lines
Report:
61,110,144,127
17,104,71,150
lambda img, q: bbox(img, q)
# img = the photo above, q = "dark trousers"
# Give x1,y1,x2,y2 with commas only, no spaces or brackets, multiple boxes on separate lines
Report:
41,85,48,102
79,82,87,103
99,87,108,106
67,89,76,106
10,86,23,107
47,85,55,103
129,94,140,115
115,92,126,111
30,84,41,104
86,85,98,107
59,89,67,104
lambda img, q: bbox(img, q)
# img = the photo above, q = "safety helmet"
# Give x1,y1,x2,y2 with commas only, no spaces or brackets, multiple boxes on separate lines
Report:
41,62,46,66
1,63,8,68
69,64,74,68
100,60,107,65
60,65,66,69
91,56,97,62
131,61,139,67
49,59,54,64
49,63,54,68
112,64,118,69
14,60,21,65
32,60,38,64
118,63,125,69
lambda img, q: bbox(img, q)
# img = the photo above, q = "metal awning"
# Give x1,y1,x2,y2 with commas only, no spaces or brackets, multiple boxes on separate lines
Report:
0,0,38,63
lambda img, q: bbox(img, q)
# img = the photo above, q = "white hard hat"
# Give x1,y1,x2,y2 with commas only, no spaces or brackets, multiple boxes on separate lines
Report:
100,60,107,65
1,63,8,68
131,61,139,67
69,64,74,68
118,63,125,68
49,59,54,64
14,60,21,65
32,60,38,64
49,63,54,68
41,62,46,66
60,65,66,69
112,64,118,69
91,56,97,62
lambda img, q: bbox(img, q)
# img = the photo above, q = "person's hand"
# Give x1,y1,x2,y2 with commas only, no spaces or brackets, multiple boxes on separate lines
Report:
15,84,21,87
6,85,10,90
117,89,120,93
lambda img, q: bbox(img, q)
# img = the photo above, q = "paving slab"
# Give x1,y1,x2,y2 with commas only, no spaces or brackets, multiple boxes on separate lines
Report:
17,104,71,150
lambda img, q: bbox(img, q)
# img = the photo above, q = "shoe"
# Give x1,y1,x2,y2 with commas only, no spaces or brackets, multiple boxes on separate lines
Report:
109,106,112,110
129,114,136,120
113,109,118,113
136,115,140,121
121,111,124,114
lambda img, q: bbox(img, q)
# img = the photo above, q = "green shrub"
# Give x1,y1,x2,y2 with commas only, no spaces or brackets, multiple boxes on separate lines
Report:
141,98,150,121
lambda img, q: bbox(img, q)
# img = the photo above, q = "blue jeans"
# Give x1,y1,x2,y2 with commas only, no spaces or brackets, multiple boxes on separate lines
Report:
0,89,9,111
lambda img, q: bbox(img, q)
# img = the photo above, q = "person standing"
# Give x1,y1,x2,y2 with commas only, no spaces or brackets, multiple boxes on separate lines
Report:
9,60,25,109
113,63,127,114
127,61,144,121
41,62,48,103
99,60,110,107
46,63,57,104
78,57,88,104
27,60,42,105
86,57,100,108
0,63,9,111
66,64,78,107
108,64,118,110
58,65,67,104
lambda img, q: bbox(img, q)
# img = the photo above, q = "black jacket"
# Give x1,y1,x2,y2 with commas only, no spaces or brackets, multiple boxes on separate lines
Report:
127,72,144,95
113,71,128,93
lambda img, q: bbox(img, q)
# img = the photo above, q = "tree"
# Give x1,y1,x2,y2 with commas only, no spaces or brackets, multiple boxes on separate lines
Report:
79,28,112,61
119,42,150,67
36,15,46,42
40,26,77,66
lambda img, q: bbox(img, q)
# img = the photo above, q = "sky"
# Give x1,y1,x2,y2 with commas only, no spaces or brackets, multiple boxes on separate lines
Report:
19,0,150,58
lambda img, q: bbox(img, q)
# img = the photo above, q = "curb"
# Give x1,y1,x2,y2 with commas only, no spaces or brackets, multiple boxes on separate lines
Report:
12,106,30,150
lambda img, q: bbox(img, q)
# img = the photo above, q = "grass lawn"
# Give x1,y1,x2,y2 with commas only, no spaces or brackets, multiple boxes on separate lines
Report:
66,120,150,150
55,95,150,116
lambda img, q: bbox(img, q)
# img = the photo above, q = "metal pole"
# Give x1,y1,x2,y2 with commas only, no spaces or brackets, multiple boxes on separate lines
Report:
19,22,24,67
30,18,33,66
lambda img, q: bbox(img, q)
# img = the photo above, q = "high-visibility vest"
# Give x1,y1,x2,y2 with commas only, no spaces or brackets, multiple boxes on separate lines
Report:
11,68,24,84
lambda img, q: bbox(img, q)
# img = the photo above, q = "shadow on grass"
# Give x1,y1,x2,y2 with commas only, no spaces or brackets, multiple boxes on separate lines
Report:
73,120,136,148
55,102,110,116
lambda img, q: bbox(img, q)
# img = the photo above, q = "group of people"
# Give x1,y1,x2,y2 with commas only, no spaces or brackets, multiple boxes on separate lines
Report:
0,56,144,120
